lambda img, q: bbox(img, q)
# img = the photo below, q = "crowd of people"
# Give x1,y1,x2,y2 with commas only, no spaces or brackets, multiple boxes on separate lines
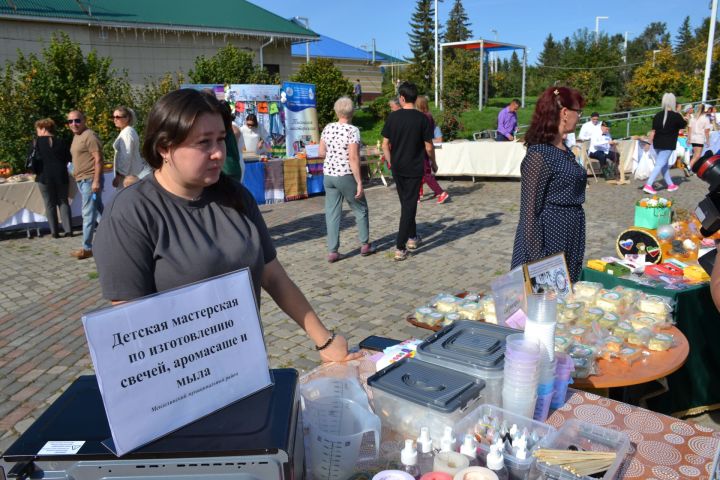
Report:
24,80,720,362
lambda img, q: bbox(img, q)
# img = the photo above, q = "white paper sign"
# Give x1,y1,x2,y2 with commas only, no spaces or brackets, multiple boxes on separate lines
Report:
38,441,85,455
82,269,271,457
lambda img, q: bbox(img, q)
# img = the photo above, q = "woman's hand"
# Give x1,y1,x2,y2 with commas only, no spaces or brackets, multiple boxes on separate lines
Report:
318,334,363,362
355,182,364,199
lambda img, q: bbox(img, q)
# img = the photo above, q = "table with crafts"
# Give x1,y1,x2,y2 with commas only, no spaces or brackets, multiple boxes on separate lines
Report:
301,356,720,480
580,268,720,417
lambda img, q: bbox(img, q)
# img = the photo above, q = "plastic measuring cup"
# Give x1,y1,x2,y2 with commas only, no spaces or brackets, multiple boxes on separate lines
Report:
306,397,381,480
300,376,370,408
505,334,542,360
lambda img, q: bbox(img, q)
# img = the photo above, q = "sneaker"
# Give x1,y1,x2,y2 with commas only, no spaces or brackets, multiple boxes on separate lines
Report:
360,243,376,256
642,185,657,195
327,252,340,263
70,249,93,260
406,237,420,250
394,249,408,261
437,191,450,204
667,184,679,192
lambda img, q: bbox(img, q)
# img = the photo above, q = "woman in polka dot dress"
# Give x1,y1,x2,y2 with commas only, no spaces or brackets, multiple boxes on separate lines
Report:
511,86,587,282
319,96,374,263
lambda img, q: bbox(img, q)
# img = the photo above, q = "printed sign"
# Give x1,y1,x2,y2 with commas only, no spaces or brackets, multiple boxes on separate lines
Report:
282,82,319,157
82,269,271,456
523,253,572,297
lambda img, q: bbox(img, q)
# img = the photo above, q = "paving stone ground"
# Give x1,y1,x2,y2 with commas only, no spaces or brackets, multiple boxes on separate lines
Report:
1,171,718,452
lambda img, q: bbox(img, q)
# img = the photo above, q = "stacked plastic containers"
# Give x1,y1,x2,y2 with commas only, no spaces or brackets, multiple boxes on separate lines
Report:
551,353,575,409
367,357,485,441
502,333,541,418
523,293,558,422
299,377,381,480
414,321,517,407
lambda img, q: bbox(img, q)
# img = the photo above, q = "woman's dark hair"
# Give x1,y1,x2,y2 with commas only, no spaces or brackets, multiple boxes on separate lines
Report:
143,88,244,213
524,86,585,146
245,113,258,125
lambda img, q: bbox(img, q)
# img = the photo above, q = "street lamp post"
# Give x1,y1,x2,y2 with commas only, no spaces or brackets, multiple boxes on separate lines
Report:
702,0,718,101
652,49,661,67
595,16,609,43
490,29,498,74
434,0,439,107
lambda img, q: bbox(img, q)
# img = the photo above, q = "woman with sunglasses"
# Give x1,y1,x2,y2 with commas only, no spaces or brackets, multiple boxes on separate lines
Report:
240,113,268,155
112,106,151,189
94,89,359,363
511,86,587,283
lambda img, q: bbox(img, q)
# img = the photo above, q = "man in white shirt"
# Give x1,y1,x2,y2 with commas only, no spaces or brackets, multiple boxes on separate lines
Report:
578,111,602,141
588,121,619,180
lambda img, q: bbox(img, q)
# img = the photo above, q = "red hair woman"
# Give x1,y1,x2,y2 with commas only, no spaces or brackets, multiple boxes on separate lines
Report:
511,86,587,282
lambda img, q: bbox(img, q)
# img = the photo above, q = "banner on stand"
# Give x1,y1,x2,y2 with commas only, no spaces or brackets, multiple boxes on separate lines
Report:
282,82,319,158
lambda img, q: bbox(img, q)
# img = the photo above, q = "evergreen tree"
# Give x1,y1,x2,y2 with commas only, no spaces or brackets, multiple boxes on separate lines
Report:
675,16,695,73
444,0,471,43
406,0,438,94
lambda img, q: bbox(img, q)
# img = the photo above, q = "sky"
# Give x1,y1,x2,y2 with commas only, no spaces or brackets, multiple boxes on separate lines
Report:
256,0,715,64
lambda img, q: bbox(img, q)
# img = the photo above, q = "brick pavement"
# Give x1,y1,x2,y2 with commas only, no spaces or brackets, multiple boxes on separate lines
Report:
1,171,717,452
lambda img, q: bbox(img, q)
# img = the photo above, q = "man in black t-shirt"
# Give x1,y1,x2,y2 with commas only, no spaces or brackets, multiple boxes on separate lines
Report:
381,81,435,261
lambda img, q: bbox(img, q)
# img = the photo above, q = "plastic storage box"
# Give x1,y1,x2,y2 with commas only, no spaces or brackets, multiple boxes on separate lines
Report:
453,404,555,480
367,357,485,441
414,320,516,406
533,419,630,480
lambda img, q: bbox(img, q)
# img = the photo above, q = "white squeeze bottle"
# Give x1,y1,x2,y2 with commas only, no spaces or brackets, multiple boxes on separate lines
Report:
400,439,421,479
417,427,434,474
459,434,478,466
486,441,509,480
440,426,457,452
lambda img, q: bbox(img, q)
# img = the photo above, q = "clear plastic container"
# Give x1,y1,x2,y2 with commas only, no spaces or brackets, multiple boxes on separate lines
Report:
367,357,485,441
454,404,555,480
533,419,630,480
415,321,516,407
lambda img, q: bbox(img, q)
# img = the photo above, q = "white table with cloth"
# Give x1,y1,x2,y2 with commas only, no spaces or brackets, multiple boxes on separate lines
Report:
434,139,527,178
0,172,115,233
435,138,636,179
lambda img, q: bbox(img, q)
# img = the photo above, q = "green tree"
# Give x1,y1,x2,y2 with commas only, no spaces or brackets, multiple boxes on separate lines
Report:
290,58,353,128
675,16,696,73
625,47,685,108
406,0,438,94
188,44,278,85
0,32,132,173
625,22,670,75
444,0,471,43
133,72,185,140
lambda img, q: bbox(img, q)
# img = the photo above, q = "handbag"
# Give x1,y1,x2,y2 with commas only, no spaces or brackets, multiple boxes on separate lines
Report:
25,139,42,173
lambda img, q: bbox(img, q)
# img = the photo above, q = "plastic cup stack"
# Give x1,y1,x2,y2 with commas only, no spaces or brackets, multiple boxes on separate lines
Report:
533,355,557,422
550,352,575,409
524,292,557,363
502,333,541,418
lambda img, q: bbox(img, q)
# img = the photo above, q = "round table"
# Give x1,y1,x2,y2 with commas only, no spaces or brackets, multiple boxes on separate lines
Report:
572,326,689,389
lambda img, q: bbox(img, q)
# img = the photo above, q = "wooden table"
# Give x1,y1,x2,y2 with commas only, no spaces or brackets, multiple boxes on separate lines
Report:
572,326,689,389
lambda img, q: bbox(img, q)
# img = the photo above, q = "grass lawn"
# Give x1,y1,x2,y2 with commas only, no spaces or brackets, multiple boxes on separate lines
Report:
355,96,664,145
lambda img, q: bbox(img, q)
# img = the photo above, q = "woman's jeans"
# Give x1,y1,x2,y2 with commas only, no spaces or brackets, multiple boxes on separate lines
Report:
77,178,104,251
646,149,674,187
324,174,369,253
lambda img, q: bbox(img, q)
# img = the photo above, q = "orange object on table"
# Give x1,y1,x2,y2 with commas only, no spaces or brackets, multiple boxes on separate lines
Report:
572,326,689,389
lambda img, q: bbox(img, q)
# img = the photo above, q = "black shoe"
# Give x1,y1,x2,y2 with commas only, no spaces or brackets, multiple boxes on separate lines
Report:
64,232,74,238
51,233,60,239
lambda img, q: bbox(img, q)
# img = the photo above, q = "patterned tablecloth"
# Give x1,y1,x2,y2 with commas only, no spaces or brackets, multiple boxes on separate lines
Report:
548,389,720,479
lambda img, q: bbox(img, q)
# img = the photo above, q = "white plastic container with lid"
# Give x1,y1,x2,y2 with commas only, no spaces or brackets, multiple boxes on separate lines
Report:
367,357,485,441
414,321,515,407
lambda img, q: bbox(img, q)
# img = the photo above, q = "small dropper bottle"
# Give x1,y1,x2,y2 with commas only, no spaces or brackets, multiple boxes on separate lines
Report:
486,441,509,480
400,439,421,479
416,427,434,474
439,426,456,452
459,434,478,465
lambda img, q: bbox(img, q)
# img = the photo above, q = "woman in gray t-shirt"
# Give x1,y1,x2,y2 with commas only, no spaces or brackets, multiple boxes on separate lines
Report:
94,89,359,362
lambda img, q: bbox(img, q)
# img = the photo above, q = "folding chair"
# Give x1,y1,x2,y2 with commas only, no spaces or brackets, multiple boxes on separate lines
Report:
579,140,600,183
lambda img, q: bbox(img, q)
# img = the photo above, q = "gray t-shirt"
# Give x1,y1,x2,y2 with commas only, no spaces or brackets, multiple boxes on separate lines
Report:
94,174,276,302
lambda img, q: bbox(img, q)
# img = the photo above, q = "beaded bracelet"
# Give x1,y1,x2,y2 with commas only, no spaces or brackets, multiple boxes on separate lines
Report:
315,331,336,351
